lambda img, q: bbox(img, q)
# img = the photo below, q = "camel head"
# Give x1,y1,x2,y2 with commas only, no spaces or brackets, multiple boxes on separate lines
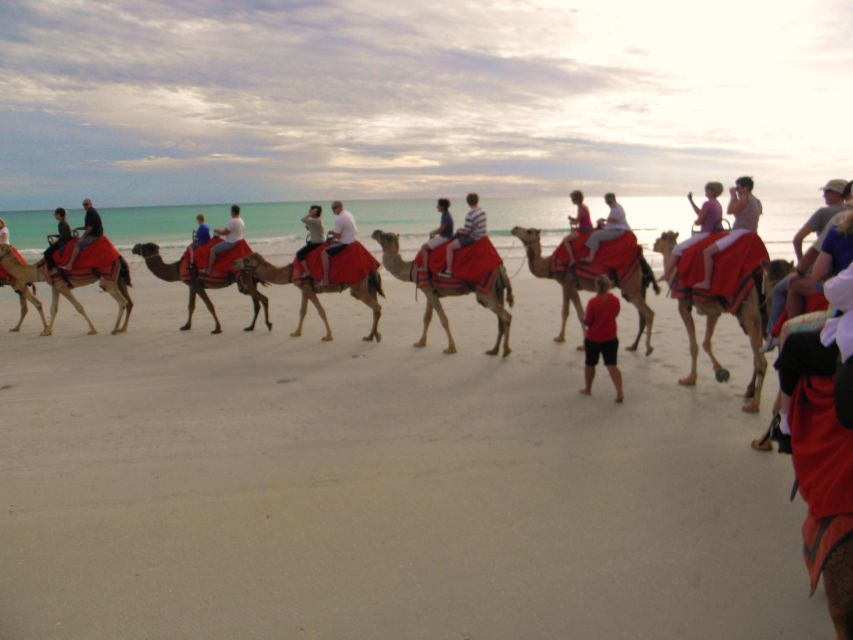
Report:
371,230,400,254
0,243,12,260
233,253,264,272
761,258,794,290
652,231,679,255
132,243,160,258
510,227,541,246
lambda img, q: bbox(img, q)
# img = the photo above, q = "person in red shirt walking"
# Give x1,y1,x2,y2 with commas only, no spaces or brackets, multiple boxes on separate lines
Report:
580,275,624,402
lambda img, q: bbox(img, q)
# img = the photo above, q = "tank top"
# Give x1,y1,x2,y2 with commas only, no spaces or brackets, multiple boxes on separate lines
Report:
732,194,762,231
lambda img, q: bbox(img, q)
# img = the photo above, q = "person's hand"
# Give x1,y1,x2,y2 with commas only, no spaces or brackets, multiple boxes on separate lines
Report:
729,186,737,195
687,192,693,200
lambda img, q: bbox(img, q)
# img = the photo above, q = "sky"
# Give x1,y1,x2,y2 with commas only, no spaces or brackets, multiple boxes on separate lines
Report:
1,0,852,209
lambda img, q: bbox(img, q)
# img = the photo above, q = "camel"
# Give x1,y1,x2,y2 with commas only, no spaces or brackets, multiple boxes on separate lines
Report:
0,243,132,336
510,226,657,354
232,252,383,342
131,243,271,334
653,230,777,413
371,230,513,356
1,260,48,333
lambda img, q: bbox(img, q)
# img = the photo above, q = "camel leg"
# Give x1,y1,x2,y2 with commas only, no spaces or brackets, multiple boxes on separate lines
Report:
701,313,729,382
823,536,853,640
244,293,261,331
431,295,457,354
628,311,646,352
351,286,382,342
555,286,570,343
258,289,272,331
414,299,434,348
741,312,767,414
625,289,655,355
20,286,48,333
58,287,98,335
117,278,133,332
480,293,512,357
102,281,129,335
193,284,222,334
10,290,27,332
291,288,309,338
677,299,699,385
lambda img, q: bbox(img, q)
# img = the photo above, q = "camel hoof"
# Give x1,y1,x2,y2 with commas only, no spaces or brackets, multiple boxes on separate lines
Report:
715,369,731,383
40,331,52,337
743,384,756,399
321,336,334,342
741,404,760,414
362,336,372,342
211,328,222,334
375,332,381,343
645,347,654,356
626,344,638,352
266,323,273,332
88,329,98,335
502,349,512,358
678,377,696,386
751,438,773,451
9,327,20,332
290,331,302,337
243,326,255,332
485,349,499,356
413,341,427,348
443,347,457,355
553,336,566,343
180,325,191,331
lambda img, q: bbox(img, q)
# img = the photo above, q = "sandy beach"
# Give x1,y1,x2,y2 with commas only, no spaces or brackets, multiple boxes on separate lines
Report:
0,253,834,639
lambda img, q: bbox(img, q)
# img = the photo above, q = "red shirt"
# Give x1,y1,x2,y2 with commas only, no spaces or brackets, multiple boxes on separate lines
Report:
584,293,620,342
576,204,593,232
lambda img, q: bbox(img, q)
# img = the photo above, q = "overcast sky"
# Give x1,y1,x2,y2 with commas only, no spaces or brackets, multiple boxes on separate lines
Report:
1,0,851,209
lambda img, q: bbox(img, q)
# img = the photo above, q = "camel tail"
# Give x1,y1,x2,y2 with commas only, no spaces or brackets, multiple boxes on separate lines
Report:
639,256,660,296
370,270,385,298
119,256,132,287
499,264,515,308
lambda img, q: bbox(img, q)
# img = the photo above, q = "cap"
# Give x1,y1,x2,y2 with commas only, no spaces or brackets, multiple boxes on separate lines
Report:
820,179,847,195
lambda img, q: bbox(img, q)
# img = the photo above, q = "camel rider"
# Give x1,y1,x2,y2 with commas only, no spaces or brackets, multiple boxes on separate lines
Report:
61,198,103,270
320,201,357,287
295,205,325,279
205,205,245,275
583,193,630,262
44,207,73,272
439,192,485,278
417,198,454,272
189,213,211,267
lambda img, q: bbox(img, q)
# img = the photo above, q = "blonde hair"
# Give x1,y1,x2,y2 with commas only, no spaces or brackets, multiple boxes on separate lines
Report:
706,182,724,198
0,218,6,229
836,210,853,236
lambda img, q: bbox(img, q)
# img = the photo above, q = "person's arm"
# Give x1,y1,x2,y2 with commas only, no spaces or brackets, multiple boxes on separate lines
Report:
792,222,813,262
727,188,748,215
809,251,833,282
687,193,702,217
430,223,448,237
796,247,819,275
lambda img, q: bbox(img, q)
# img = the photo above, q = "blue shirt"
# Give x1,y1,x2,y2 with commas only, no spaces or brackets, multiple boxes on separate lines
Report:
440,211,454,239
194,224,211,245
821,227,853,275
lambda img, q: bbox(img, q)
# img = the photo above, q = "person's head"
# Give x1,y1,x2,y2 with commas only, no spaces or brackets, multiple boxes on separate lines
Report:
0,217,5,229
437,198,450,212
595,275,611,294
466,193,479,207
309,204,322,217
331,201,343,215
820,179,847,206
844,181,853,202
836,210,853,237
734,176,754,192
705,182,724,198
82,198,93,210
196,213,205,224
604,192,616,206
54,207,67,221
570,190,584,204
230,205,240,217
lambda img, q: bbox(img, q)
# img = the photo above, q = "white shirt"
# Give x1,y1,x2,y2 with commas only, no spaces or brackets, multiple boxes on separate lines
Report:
334,210,358,244
224,217,245,242
606,203,631,231
821,262,853,362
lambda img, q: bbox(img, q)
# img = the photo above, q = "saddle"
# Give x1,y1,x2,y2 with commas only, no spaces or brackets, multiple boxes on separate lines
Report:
180,239,253,284
415,237,502,293
291,241,379,286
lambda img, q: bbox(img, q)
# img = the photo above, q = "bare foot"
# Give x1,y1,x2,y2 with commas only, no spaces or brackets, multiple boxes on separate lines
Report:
578,388,591,396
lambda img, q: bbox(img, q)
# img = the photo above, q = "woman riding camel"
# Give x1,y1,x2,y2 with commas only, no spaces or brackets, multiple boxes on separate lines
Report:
662,182,724,284
561,190,593,266
694,176,762,290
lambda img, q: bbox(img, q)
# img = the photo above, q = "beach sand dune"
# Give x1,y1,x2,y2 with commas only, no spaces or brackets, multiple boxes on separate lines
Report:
0,259,832,638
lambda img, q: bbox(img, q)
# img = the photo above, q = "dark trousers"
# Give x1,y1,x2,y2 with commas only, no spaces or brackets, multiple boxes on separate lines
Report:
296,242,323,262
774,331,839,396
43,243,66,270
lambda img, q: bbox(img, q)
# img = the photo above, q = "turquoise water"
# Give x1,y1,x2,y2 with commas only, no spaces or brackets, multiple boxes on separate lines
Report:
1,196,815,269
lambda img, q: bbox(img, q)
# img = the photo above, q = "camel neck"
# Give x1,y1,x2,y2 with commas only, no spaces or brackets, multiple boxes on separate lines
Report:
525,243,550,278
255,261,292,285
380,249,413,282
0,253,44,283
143,254,182,282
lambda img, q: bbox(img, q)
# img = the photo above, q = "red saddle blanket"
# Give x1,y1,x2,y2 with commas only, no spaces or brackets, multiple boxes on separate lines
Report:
0,246,27,286
672,231,769,313
179,239,253,284
54,236,122,282
550,231,642,285
790,375,853,592
292,241,379,286
414,237,502,294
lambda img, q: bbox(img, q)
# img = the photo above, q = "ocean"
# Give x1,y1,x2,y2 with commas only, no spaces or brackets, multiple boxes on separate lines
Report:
1,196,815,271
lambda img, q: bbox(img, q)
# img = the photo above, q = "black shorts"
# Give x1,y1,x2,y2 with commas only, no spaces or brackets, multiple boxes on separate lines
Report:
296,242,324,261
325,242,350,257
456,234,476,248
585,338,618,367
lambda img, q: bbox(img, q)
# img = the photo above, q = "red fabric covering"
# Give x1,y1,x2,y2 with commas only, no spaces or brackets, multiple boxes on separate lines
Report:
53,236,122,282
550,231,643,285
291,241,379,286
770,294,830,336
801,512,853,594
414,237,502,294
179,238,253,284
0,246,27,286
791,375,853,592
790,375,853,521
671,231,769,313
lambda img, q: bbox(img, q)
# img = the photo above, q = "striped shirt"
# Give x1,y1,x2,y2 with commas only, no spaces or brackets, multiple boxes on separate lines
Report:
464,207,487,240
